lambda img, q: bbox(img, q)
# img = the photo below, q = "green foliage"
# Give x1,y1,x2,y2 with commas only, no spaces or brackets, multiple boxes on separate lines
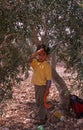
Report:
0,40,32,102
0,0,83,102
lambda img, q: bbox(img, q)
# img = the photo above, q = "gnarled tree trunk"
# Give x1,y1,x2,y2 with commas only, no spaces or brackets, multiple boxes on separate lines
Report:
51,52,70,114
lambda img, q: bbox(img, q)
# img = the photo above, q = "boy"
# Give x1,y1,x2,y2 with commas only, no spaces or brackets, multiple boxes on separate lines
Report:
29,44,52,125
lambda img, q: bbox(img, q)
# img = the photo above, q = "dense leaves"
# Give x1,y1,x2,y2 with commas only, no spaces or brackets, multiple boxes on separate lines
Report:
0,0,83,102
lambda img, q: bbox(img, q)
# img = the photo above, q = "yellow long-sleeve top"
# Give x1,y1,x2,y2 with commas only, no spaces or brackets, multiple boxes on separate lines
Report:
30,59,52,86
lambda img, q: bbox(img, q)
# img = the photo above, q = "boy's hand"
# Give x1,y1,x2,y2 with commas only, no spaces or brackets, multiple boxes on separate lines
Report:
30,48,44,59
29,48,44,63
36,48,44,55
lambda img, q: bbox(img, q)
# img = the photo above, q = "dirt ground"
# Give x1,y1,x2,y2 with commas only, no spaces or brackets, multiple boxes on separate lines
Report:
0,65,83,130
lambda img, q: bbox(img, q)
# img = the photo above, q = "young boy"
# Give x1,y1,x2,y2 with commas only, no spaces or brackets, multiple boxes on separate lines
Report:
29,44,52,125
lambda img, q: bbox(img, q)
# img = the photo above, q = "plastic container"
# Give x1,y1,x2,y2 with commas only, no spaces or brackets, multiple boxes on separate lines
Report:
53,111,65,121
36,125,45,130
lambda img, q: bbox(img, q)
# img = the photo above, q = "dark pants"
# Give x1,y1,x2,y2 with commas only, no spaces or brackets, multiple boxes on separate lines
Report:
35,85,47,120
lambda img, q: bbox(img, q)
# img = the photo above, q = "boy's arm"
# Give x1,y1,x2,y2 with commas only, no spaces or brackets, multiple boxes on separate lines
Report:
45,63,52,93
45,80,51,95
46,80,51,89
29,48,44,62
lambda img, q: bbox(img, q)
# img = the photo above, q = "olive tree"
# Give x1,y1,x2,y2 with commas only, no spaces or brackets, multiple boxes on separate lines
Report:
0,0,83,113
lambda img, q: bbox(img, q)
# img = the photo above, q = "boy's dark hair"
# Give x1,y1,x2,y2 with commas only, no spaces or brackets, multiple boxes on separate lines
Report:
36,44,50,55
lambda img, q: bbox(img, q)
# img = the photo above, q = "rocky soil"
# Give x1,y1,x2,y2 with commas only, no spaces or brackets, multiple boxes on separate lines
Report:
0,65,83,130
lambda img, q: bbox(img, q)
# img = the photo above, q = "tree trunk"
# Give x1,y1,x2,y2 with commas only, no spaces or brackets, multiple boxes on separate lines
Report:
51,52,70,114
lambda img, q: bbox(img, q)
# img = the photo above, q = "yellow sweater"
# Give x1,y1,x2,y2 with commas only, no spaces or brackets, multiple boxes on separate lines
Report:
30,59,52,85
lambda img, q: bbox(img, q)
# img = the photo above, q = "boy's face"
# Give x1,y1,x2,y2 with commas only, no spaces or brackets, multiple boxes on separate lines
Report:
37,50,47,62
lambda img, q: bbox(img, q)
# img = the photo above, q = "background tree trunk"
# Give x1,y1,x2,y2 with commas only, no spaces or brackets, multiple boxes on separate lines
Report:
51,52,70,114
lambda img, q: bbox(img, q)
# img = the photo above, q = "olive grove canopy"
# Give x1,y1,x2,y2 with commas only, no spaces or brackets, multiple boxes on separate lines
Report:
0,0,83,101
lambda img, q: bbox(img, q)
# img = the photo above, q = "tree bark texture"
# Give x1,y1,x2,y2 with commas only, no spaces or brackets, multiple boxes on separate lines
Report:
51,52,70,114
